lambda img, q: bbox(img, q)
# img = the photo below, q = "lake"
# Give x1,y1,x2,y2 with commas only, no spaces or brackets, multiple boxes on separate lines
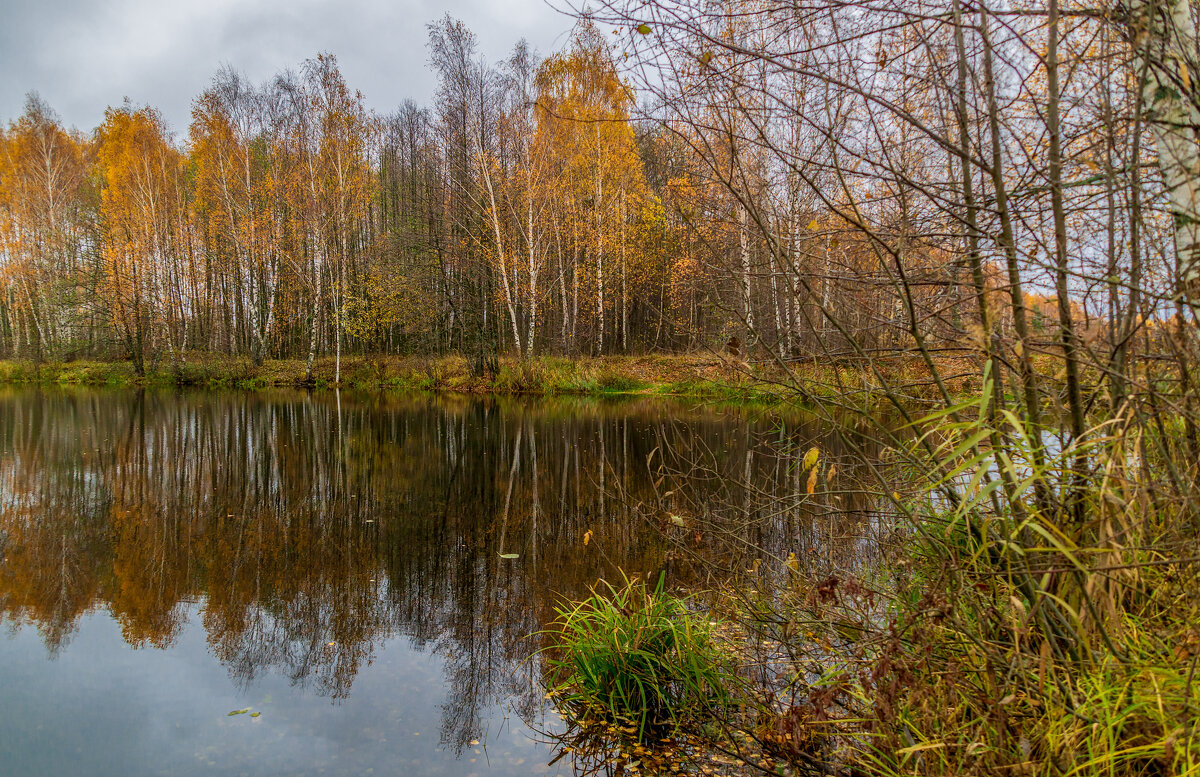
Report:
0,388,877,776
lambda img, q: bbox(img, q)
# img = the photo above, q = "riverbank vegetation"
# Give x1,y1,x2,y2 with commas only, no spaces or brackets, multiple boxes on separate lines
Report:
544,574,734,742
538,0,1199,775
5,0,1200,775
0,352,982,405
0,353,759,394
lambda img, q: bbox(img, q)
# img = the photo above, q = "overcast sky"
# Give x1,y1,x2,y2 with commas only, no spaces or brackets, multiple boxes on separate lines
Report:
0,0,575,135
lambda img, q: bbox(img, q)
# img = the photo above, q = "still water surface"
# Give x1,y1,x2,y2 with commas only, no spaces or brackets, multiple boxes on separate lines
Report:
0,388,860,776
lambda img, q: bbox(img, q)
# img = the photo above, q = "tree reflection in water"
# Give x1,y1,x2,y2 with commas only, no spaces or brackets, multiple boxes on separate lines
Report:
0,388,883,756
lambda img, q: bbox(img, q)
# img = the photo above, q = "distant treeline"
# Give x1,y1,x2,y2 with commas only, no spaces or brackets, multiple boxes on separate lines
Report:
1,10,1189,386
0,19,809,378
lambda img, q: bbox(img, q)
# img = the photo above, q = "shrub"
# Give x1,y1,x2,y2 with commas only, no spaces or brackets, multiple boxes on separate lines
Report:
594,371,645,393
495,359,547,392
544,573,735,741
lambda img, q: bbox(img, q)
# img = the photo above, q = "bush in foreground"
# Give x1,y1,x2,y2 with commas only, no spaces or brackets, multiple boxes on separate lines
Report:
544,573,735,743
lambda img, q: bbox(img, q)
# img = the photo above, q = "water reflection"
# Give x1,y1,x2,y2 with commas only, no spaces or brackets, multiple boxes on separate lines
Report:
0,388,881,774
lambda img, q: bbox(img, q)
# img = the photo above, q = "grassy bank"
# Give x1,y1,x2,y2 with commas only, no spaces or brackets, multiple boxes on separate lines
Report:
539,384,1200,777
0,352,977,405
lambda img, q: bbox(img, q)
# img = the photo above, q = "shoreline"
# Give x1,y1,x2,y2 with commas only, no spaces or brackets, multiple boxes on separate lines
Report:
0,354,796,404
0,352,979,408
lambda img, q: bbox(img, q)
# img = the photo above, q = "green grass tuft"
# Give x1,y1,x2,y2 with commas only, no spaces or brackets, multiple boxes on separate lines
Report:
544,573,735,742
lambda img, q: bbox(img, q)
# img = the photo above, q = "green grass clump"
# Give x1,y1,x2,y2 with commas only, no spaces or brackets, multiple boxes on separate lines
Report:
593,371,647,393
494,359,552,392
1044,642,1200,776
545,574,735,741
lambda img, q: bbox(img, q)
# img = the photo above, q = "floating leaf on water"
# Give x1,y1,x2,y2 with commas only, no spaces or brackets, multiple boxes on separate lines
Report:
250,712,261,718
636,24,652,34
499,553,519,559
227,708,251,716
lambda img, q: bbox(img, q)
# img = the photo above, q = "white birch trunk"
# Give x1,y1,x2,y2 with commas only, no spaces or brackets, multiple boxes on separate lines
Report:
481,160,523,357
527,197,538,357
740,204,754,341
595,126,605,356
1132,0,1200,296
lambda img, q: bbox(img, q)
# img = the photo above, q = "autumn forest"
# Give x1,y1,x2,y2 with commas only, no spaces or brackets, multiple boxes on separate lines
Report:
3,1,1200,775
0,19,763,379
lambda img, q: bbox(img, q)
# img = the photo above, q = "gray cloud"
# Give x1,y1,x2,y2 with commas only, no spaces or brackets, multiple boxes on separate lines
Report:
0,0,573,134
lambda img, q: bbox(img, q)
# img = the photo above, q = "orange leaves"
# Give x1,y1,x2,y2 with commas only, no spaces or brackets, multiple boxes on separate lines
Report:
801,447,820,495
95,105,185,251
94,105,189,355
0,98,91,342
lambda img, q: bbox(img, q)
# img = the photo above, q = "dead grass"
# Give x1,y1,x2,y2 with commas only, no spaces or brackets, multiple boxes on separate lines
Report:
0,351,981,406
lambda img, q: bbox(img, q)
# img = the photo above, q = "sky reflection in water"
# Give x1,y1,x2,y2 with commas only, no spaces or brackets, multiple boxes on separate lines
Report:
0,388,856,776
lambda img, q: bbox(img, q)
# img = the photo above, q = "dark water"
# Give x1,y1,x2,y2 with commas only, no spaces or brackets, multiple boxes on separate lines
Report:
0,388,874,776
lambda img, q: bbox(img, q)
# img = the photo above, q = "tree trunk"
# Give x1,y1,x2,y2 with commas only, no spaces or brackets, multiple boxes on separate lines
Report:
740,204,754,344
1130,0,1200,301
